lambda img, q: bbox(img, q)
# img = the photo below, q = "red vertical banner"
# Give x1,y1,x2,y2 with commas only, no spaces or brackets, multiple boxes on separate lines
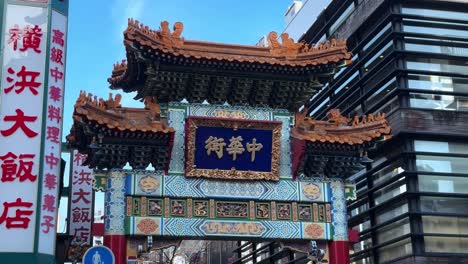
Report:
68,150,94,246
37,10,68,255
0,4,48,253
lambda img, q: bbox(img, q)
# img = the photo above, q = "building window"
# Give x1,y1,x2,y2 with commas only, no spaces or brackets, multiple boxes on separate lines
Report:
408,74,468,94
329,2,355,35
402,7,468,22
364,42,393,73
374,179,407,205
416,155,468,174
372,159,405,186
425,236,468,254
409,93,468,111
376,218,411,245
377,238,412,263
376,203,408,224
335,71,359,95
406,58,468,75
351,219,372,233
363,23,392,52
422,216,468,235
353,237,373,253
420,196,468,214
403,22,468,38
366,78,397,110
415,140,468,154
405,42,468,57
419,175,468,194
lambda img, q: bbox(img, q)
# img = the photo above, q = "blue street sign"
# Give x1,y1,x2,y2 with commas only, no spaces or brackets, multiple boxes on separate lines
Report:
83,245,115,264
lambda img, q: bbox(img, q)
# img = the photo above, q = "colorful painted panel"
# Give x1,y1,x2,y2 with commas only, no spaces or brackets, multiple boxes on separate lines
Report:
299,182,326,202
126,172,331,202
185,117,282,181
163,175,300,201
127,217,332,240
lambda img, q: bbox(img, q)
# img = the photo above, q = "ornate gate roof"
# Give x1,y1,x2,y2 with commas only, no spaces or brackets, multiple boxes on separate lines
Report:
108,20,352,110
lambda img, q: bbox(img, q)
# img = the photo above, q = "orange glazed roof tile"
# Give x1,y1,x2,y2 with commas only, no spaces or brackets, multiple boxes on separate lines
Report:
291,109,392,145
108,19,353,84
71,91,174,134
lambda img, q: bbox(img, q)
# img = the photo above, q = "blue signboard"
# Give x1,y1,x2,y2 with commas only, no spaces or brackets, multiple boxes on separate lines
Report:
185,117,282,181
83,245,115,264
194,126,273,172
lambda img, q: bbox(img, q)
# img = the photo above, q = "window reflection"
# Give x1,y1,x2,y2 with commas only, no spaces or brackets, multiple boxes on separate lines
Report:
402,7,468,21
423,216,468,235
376,203,408,224
414,140,468,154
406,58,468,75
425,236,468,253
377,238,412,263
373,159,405,186
408,74,468,94
419,175,468,194
416,155,468,173
376,218,410,244
405,42,468,57
420,196,468,214
409,93,468,111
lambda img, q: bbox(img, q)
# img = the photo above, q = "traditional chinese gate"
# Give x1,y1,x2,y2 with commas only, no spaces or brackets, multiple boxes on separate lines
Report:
67,20,391,264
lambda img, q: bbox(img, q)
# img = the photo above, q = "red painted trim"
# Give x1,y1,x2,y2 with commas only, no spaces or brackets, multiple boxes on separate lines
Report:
165,130,175,175
104,235,126,264
92,223,105,237
328,241,350,264
290,137,306,180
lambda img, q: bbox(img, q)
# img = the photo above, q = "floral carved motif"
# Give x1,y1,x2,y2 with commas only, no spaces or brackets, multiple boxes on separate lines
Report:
137,218,158,235
304,224,324,239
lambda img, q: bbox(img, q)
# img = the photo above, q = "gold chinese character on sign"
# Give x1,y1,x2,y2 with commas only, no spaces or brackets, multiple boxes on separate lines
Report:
227,136,245,161
205,136,226,159
246,138,263,162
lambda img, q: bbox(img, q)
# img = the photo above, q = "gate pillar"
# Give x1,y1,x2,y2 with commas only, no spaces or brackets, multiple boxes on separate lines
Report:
328,241,350,264
104,170,127,264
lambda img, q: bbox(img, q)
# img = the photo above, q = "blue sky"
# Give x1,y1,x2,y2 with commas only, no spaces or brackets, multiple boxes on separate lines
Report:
59,0,292,231
63,0,292,140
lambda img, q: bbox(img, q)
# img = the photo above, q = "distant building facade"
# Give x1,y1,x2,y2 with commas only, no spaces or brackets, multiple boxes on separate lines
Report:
284,0,468,263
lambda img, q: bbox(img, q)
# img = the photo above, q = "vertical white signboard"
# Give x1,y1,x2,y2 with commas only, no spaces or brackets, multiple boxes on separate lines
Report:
37,9,68,254
0,4,48,253
69,150,94,246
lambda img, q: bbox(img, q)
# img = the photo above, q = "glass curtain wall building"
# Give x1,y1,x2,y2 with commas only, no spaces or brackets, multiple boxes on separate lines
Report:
296,0,468,263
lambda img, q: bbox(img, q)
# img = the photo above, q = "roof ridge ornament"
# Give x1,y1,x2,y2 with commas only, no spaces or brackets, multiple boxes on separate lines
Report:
268,31,348,58
292,109,391,145
127,18,184,50
76,90,122,111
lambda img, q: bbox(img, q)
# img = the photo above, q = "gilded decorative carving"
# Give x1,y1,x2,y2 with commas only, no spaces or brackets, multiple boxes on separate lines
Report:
148,199,163,216
292,109,392,145
193,200,208,217
171,200,186,216
277,203,292,220
185,117,282,181
256,203,270,219
298,204,312,221
216,202,248,218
